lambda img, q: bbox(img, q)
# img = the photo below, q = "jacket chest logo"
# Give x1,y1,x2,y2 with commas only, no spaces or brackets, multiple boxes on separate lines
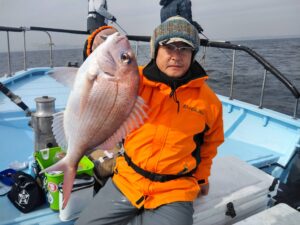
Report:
183,104,204,115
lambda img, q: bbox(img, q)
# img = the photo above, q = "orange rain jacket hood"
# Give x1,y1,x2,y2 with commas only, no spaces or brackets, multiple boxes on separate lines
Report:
113,63,224,209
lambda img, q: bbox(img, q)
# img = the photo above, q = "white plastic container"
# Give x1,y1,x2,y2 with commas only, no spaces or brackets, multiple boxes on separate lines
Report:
59,176,94,221
193,156,278,225
234,203,300,225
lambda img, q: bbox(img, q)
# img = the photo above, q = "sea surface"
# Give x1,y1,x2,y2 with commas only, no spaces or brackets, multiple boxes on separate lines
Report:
0,38,299,117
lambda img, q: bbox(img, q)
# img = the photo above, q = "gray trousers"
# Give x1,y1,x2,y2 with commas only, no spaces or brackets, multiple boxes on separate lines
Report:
75,178,194,225
87,13,106,34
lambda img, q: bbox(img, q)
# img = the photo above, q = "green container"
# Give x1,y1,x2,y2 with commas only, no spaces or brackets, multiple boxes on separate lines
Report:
35,147,94,211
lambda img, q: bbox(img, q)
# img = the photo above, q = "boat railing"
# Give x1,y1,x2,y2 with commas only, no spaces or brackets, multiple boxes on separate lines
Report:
0,26,299,119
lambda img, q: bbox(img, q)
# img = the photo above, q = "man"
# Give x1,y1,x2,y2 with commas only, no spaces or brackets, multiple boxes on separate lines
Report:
160,0,204,33
76,16,224,225
87,0,116,34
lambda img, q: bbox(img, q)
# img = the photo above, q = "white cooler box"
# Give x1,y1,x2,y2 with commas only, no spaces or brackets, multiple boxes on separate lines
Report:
193,156,278,225
234,203,300,225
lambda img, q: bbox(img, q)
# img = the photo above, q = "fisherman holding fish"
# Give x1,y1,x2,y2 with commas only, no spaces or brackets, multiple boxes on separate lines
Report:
75,16,224,225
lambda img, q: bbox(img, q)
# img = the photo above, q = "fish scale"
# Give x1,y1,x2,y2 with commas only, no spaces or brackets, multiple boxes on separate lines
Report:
81,78,118,145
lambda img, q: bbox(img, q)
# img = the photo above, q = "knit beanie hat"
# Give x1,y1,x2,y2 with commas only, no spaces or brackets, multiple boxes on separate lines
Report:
150,16,200,58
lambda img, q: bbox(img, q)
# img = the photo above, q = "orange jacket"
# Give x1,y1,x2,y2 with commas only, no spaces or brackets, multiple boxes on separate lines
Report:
113,66,224,209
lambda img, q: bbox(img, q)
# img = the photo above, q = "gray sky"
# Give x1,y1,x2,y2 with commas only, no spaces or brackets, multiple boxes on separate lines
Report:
1,0,300,51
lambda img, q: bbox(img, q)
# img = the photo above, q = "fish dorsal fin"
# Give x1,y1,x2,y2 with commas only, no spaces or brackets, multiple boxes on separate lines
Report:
100,96,148,150
47,67,78,88
52,111,68,150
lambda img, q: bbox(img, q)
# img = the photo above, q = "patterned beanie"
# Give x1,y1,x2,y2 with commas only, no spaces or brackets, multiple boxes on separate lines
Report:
150,16,200,58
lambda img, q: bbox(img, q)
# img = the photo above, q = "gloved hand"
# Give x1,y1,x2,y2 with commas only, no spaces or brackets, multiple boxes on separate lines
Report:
111,16,117,22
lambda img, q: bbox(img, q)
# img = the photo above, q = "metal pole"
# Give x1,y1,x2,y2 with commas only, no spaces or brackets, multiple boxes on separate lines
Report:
23,29,27,71
200,46,207,66
135,41,139,58
43,31,54,68
229,50,236,100
259,69,267,109
6,31,12,77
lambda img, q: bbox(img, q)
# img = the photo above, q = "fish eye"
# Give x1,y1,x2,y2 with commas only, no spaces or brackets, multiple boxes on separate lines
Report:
120,53,131,64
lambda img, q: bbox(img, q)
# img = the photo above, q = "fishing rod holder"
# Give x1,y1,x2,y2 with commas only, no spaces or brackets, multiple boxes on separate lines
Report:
31,96,58,151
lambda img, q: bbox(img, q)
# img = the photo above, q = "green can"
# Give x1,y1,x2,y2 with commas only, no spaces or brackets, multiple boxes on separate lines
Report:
35,147,94,211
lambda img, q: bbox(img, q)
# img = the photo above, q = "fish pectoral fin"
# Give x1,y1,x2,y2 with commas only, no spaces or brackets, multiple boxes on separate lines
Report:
52,111,68,150
100,96,147,150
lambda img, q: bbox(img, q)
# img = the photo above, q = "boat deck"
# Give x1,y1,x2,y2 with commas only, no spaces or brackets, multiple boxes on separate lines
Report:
1,198,72,225
1,68,300,174
0,68,73,224
1,68,300,224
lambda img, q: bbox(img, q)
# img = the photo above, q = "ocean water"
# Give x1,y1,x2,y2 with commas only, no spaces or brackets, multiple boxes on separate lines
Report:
0,38,299,117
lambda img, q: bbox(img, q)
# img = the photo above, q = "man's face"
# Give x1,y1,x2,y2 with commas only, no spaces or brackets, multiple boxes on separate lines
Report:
155,41,193,78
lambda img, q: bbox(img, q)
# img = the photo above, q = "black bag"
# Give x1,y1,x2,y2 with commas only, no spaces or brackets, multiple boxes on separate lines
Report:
7,171,45,213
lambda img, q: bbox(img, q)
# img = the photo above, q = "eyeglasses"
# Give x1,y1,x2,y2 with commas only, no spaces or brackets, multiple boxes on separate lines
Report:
159,43,194,54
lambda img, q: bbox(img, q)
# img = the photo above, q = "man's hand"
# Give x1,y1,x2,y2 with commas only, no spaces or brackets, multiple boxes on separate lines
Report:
198,183,209,197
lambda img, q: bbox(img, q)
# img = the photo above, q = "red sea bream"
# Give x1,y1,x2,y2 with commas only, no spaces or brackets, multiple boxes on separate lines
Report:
42,32,146,208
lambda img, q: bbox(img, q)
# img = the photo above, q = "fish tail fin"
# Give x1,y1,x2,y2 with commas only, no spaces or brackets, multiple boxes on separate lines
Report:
62,168,77,209
39,158,76,209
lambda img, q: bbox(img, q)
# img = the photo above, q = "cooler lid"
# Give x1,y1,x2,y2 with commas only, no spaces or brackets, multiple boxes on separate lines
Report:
193,156,276,218
59,175,94,193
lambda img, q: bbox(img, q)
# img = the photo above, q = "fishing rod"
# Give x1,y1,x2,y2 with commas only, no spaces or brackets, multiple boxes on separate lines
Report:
199,30,232,61
0,82,31,116
112,21,128,35
103,13,128,35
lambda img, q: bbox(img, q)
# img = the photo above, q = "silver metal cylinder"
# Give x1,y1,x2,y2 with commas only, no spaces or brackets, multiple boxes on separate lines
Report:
31,96,58,151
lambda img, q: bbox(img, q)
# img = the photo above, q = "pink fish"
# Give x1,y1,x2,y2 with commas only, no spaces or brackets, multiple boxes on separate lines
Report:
42,33,146,208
